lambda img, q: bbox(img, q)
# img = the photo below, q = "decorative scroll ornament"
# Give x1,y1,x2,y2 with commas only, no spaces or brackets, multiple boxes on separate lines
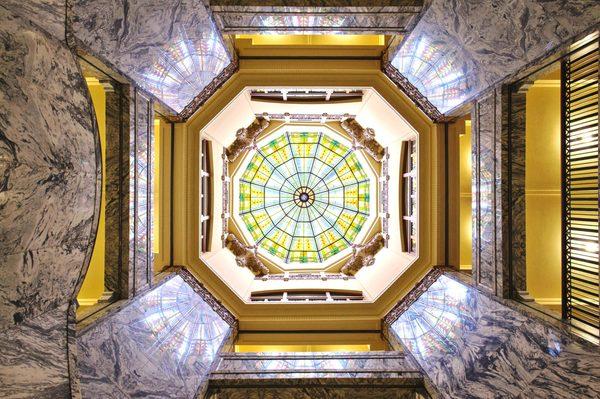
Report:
340,233,386,276
224,233,269,276
256,273,354,281
260,113,355,122
225,117,270,162
340,118,385,161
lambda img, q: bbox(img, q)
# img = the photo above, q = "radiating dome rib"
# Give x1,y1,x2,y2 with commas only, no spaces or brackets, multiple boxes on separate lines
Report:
239,131,370,264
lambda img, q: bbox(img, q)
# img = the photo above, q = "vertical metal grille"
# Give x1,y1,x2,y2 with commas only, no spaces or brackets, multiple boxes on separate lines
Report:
562,34,599,339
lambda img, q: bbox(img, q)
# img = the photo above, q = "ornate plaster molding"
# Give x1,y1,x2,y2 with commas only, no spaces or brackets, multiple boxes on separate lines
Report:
340,233,386,276
261,113,355,122
255,273,355,281
225,117,270,162
381,148,390,246
224,233,269,277
340,118,386,161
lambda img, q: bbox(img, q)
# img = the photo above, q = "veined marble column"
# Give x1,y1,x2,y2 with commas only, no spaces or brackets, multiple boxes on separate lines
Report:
509,89,528,295
128,88,155,297
471,88,510,297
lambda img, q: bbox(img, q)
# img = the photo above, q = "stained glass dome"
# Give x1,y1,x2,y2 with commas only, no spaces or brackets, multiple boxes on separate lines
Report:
238,130,371,264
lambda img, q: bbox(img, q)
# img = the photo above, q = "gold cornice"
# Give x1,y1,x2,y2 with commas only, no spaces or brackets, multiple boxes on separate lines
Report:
176,61,441,330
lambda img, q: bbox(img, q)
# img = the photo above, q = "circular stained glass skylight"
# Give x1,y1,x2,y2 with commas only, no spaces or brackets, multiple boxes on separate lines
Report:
239,131,370,264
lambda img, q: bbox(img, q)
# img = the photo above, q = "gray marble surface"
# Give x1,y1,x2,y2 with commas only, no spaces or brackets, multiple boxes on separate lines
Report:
213,352,421,376
391,0,600,113
1,0,66,41
387,273,600,399
128,89,154,297
0,6,99,398
208,1,424,35
104,85,130,298
207,351,426,398
207,383,427,399
72,0,231,112
0,4,99,329
470,89,510,297
78,274,231,398
0,303,71,398
208,353,426,398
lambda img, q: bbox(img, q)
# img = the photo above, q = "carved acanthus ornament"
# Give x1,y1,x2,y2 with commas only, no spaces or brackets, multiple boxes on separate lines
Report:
340,118,385,161
224,233,269,277
225,117,269,162
340,233,386,276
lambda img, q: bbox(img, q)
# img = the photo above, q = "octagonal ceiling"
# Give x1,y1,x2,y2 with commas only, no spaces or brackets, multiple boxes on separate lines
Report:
233,124,377,270
193,83,426,308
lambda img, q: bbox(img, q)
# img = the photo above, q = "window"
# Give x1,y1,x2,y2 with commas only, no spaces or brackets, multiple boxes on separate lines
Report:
200,139,212,252
400,139,417,253
250,290,363,302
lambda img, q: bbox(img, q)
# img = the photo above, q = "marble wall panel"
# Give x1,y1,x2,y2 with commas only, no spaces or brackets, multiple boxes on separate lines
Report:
391,0,600,113
470,84,525,299
208,351,426,398
0,5,99,327
0,304,71,398
213,352,421,376
104,86,130,297
78,274,231,398
509,91,527,292
387,273,600,399
71,0,231,112
0,8,99,397
208,1,425,35
208,357,426,397
1,0,66,41
472,92,495,294
206,385,426,399
128,90,154,296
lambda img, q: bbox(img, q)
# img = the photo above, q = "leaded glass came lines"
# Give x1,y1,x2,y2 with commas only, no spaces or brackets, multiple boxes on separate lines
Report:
239,131,370,263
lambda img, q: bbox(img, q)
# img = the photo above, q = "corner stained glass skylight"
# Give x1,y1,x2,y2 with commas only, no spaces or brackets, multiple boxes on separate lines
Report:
391,34,475,113
238,129,371,264
139,26,230,112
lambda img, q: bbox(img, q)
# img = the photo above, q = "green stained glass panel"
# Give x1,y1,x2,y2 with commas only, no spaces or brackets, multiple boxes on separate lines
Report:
239,131,370,263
